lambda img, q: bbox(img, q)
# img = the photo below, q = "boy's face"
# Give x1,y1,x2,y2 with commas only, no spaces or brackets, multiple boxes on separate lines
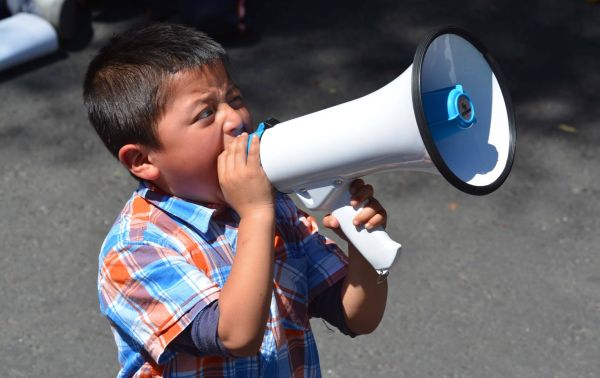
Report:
147,62,252,204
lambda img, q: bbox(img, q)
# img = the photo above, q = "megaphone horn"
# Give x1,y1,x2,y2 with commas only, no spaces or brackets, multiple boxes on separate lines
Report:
250,27,517,276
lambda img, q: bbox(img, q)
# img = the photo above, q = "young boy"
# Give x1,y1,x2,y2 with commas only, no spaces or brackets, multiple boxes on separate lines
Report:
84,23,388,377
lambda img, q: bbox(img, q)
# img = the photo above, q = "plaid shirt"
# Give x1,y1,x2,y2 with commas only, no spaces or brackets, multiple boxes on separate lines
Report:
98,182,348,377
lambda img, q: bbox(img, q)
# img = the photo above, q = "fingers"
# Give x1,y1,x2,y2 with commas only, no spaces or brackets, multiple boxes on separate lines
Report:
322,213,340,229
223,133,248,170
219,133,248,185
233,132,249,168
226,132,260,168
349,179,387,229
353,197,387,230
350,179,374,207
246,134,261,168
322,214,349,241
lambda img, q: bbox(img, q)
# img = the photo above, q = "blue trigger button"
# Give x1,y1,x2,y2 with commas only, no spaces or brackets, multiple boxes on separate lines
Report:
246,118,280,153
246,122,266,153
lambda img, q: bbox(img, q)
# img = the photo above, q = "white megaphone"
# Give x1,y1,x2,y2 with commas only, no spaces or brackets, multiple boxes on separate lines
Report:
249,27,516,277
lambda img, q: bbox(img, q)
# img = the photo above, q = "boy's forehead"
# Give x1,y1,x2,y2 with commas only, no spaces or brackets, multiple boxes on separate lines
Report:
162,62,237,110
173,62,233,89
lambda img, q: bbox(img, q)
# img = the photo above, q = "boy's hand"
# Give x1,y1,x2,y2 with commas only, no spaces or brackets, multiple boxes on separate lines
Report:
218,133,274,218
322,179,387,240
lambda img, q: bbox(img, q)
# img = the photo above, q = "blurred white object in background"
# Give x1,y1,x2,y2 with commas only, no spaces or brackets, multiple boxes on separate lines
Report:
0,12,58,72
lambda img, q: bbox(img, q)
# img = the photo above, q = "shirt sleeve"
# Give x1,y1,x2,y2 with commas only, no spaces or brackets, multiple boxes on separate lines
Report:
98,242,221,365
169,300,234,358
308,279,357,337
284,195,348,301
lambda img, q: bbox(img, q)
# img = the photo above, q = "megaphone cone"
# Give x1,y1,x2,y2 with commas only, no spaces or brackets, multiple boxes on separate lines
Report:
251,27,516,275
413,27,516,195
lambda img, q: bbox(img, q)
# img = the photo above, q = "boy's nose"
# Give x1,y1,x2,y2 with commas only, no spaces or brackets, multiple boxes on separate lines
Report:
221,104,246,136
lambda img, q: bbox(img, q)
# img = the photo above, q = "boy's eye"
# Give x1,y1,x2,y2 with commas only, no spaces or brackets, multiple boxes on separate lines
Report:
228,96,244,109
197,108,215,121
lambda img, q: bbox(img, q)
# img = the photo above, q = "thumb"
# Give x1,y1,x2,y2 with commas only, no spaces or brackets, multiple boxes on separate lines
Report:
322,214,349,242
322,213,340,230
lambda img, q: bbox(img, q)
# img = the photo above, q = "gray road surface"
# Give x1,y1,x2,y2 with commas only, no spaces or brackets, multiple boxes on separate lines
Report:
1,0,599,377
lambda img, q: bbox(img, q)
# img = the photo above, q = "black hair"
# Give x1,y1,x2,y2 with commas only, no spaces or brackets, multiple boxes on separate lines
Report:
83,22,228,158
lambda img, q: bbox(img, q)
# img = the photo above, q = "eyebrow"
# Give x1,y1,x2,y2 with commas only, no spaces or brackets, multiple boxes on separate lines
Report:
195,83,239,99
182,84,241,115
226,83,241,94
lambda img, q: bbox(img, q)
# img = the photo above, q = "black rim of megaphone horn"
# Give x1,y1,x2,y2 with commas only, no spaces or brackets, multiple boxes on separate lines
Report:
411,26,517,196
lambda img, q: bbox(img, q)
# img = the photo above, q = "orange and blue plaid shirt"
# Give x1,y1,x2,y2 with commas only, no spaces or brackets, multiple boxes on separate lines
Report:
98,182,348,377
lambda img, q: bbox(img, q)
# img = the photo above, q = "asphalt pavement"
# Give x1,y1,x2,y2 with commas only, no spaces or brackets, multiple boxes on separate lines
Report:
1,0,599,377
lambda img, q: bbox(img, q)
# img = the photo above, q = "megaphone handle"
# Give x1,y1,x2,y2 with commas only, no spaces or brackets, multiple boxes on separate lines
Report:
330,186,401,276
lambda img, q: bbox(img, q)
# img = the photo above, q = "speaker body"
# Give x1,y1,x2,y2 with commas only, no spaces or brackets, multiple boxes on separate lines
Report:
260,65,433,195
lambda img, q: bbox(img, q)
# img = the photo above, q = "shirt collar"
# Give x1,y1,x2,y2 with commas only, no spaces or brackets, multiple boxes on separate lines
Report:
136,181,223,234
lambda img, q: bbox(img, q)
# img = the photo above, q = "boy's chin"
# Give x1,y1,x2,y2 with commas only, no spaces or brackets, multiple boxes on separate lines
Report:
192,189,227,207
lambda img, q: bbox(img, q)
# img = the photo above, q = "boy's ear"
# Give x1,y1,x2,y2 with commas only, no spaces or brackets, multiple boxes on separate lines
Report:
118,144,160,181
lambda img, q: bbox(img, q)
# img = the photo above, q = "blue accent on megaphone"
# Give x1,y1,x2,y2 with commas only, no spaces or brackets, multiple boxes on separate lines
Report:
247,122,266,153
447,85,475,125
422,84,476,141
